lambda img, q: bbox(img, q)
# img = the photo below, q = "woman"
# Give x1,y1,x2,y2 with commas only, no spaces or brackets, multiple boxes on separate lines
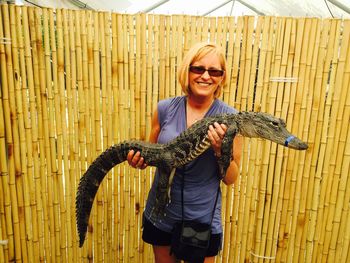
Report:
127,42,242,263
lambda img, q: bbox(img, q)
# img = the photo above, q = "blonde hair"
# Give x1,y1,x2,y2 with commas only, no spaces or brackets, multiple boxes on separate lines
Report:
177,42,227,98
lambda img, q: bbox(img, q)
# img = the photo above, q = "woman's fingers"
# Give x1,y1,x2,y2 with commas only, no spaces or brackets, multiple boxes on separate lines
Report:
127,150,148,169
208,123,228,156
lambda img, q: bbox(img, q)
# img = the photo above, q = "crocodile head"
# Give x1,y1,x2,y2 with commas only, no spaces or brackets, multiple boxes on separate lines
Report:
236,112,308,150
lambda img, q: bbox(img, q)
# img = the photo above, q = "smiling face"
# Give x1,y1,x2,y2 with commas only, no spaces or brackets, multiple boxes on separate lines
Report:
177,42,227,98
188,52,225,100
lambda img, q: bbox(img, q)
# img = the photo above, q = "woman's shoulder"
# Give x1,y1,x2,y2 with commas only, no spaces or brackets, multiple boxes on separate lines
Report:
158,96,185,115
158,96,185,108
157,96,186,125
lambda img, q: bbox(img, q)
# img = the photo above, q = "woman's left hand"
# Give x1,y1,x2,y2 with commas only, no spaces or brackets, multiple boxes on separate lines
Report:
208,122,227,157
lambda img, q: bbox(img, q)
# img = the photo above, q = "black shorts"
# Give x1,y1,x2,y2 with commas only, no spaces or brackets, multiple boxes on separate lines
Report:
142,217,222,257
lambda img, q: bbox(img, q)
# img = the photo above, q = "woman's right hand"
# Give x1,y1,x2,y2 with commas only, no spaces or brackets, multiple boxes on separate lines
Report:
127,150,148,169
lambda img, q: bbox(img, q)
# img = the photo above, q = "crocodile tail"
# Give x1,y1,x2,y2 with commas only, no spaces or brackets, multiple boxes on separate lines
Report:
76,143,129,247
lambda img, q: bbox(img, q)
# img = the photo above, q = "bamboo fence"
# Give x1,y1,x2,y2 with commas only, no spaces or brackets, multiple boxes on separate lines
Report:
0,3,349,263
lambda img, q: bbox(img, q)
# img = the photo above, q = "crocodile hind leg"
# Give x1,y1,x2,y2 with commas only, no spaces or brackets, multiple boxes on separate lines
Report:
217,125,238,178
149,166,173,221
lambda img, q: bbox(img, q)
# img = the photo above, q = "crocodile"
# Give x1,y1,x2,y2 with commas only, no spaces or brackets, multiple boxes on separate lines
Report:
75,111,308,247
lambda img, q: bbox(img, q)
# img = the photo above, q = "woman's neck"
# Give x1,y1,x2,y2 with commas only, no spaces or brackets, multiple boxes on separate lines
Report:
186,95,215,127
187,95,215,111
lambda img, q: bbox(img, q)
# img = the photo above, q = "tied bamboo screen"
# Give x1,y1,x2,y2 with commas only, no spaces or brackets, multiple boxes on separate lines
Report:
0,4,349,263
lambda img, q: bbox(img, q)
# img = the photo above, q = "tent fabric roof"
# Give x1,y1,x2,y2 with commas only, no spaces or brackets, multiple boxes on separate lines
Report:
15,0,350,18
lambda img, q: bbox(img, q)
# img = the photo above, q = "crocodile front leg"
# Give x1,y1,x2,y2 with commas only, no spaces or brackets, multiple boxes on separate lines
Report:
216,125,238,179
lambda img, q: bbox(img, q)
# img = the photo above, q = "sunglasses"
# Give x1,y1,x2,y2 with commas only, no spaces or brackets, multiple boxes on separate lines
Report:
189,65,225,77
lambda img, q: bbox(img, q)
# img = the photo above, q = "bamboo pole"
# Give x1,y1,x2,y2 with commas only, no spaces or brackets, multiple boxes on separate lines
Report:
146,14,153,138
85,10,96,258
111,12,120,261
183,15,190,57
92,10,104,262
265,15,289,259
99,11,108,150
135,14,142,139
48,7,61,260
284,17,308,262
169,16,176,98
134,13,143,263
139,13,147,142
221,16,237,263
321,19,350,263
55,9,68,261
251,16,275,263
11,5,33,263
0,7,15,262
217,16,227,54
245,16,270,263
73,9,85,259
311,18,339,263
275,18,297,263
102,11,114,261
291,18,317,263
228,15,245,263
26,6,53,262
42,8,58,263
61,9,74,262
176,15,184,97
66,10,78,262
68,10,83,262
175,16,184,84
164,15,171,99
303,18,331,263
336,116,350,263
153,15,160,111
334,24,350,263
67,11,78,260
234,15,254,262
33,7,52,262
274,17,297,262
1,4,24,262
229,16,243,109
223,16,234,105
240,17,263,262
314,19,342,263
78,9,92,260
279,17,304,262
209,16,216,43
256,17,284,263
116,13,125,262
158,15,166,101
127,13,136,262
330,79,350,262
50,8,60,261
122,13,131,263
194,16,202,44
0,173,6,263
298,19,321,261
202,16,209,42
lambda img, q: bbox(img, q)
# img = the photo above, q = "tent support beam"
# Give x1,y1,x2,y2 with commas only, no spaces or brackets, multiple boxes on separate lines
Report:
203,0,264,16
140,0,170,13
328,0,350,14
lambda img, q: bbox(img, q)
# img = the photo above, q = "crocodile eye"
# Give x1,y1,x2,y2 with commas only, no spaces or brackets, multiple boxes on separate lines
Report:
271,121,279,126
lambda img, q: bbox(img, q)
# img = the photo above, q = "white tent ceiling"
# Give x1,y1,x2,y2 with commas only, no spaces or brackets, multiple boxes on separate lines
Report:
12,0,350,18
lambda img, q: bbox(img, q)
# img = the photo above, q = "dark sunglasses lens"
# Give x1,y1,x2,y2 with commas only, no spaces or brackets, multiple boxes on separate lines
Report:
189,66,224,77
190,66,206,74
208,69,224,77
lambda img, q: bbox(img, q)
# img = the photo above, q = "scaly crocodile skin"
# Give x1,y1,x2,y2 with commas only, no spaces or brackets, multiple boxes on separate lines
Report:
76,111,308,247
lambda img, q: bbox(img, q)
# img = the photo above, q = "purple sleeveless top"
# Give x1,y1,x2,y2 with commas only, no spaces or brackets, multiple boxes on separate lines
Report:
143,96,238,234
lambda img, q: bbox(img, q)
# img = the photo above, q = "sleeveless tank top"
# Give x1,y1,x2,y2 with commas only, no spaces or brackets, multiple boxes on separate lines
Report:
143,96,237,234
